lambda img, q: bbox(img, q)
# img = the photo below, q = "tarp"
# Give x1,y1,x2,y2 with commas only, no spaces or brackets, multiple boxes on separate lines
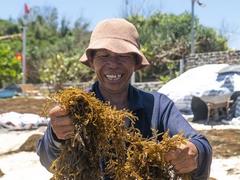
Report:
0,84,22,98
0,89,16,98
0,112,49,130
158,64,240,115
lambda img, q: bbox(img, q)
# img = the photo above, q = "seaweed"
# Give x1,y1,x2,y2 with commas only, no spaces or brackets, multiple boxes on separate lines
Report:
48,88,190,180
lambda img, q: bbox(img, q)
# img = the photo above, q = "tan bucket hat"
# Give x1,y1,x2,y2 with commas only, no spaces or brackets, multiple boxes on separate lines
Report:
79,18,150,70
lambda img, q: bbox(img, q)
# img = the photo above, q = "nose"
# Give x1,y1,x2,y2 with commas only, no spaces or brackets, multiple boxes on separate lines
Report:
107,58,119,68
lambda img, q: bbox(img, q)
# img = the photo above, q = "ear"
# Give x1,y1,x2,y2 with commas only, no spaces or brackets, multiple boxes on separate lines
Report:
134,55,141,71
134,63,142,71
87,50,96,69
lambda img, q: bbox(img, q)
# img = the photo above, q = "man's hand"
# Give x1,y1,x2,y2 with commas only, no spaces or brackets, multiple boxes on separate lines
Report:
164,141,198,174
49,106,74,140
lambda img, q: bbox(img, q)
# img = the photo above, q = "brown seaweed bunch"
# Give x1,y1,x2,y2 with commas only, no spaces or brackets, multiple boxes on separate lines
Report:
48,88,190,180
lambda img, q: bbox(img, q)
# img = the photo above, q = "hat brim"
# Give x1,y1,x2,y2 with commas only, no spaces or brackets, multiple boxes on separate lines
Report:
79,38,150,70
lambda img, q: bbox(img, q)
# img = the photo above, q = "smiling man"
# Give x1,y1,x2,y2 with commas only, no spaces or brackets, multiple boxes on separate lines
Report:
37,18,212,180
90,49,137,109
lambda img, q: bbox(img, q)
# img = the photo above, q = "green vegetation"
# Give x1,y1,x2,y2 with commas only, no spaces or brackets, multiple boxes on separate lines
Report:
0,44,21,87
39,53,93,89
0,6,229,88
128,12,228,81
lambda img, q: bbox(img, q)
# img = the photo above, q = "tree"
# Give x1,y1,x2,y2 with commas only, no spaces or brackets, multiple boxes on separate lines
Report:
16,6,91,84
127,12,228,82
39,53,93,89
1,6,229,85
0,44,21,88
196,25,228,52
0,19,20,36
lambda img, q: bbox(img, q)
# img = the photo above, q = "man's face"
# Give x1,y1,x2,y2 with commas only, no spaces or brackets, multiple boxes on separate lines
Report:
91,49,136,93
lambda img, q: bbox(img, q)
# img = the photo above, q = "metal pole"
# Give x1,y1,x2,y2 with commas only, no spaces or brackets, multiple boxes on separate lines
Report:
191,0,195,54
22,26,27,84
126,0,135,84
179,58,185,74
131,72,135,84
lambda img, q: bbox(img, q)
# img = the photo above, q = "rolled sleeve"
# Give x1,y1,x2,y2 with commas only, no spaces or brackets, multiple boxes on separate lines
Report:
36,123,63,171
158,93,212,179
190,138,212,180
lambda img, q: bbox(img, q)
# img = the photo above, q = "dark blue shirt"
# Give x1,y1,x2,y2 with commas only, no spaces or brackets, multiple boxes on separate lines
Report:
92,81,155,138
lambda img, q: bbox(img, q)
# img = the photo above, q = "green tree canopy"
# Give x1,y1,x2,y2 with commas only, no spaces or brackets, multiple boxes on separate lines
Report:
128,12,228,81
0,44,21,88
0,7,229,85
39,53,93,89
17,6,91,83
0,19,20,36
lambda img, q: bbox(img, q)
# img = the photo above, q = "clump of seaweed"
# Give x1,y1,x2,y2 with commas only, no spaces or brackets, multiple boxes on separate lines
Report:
48,88,189,180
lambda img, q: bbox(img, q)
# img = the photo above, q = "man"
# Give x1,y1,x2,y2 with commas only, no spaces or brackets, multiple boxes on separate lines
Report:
37,18,212,179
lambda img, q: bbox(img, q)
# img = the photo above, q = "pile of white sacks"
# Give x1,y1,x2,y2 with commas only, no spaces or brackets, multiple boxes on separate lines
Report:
158,64,240,119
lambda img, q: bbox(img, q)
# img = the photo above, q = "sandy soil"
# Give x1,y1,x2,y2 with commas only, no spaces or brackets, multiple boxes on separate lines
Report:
0,97,240,180
0,97,47,116
0,152,52,180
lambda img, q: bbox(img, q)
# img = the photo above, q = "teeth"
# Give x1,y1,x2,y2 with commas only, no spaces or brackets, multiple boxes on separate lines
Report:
106,74,122,81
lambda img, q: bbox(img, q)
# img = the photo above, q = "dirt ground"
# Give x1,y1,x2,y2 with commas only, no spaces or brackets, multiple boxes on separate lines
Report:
0,97,47,116
0,97,240,158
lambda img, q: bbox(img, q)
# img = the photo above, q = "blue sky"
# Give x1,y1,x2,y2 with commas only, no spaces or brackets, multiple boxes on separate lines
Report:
1,0,240,49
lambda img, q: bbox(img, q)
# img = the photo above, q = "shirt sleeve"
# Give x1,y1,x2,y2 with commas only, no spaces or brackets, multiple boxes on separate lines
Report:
36,123,63,171
158,93,212,180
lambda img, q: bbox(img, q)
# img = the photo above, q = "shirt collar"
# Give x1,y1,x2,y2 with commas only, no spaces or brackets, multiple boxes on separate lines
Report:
128,84,144,111
91,81,144,111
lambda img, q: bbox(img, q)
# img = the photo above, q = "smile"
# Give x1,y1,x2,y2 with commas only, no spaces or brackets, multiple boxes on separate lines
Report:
105,74,122,81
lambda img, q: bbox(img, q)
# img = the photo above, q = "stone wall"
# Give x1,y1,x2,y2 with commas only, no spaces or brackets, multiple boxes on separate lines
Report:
185,50,240,70
67,81,163,92
69,81,163,92
38,81,163,95
133,81,163,92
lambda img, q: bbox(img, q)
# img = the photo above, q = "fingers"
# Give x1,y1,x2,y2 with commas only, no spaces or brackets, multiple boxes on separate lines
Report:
49,106,68,118
53,125,75,140
164,149,182,162
51,115,73,127
49,105,75,140
164,142,198,174
56,131,74,140
172,149,197,174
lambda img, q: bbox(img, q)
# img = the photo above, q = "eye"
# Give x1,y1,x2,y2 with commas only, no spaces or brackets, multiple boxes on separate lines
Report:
102,54,110,57
95,53,110,59
119,54,134,59
119,55,129,58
